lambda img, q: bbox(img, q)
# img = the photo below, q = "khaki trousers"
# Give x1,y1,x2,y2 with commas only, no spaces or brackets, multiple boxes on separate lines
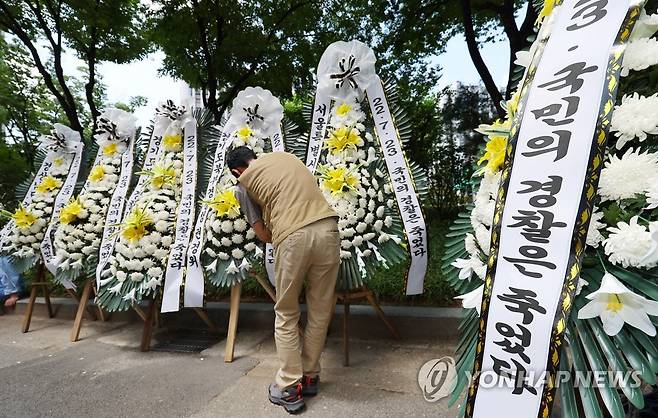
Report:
274,217,340,389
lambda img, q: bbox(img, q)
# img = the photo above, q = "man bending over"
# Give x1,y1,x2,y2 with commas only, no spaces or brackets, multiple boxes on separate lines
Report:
227,146,339,414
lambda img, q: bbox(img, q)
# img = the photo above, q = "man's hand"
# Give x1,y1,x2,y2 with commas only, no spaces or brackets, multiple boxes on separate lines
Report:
252,220,272,244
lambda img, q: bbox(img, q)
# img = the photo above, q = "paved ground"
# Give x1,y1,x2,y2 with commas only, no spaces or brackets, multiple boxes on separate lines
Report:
0,312,460,417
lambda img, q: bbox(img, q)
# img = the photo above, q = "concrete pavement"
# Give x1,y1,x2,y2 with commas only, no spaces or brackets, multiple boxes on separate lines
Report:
0,309,461,417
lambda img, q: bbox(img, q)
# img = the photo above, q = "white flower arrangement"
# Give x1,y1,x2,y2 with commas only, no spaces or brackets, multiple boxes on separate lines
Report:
1,125,79,262
313,97,401,278
98,105,189,308
200,126,267,286
52,109,136,282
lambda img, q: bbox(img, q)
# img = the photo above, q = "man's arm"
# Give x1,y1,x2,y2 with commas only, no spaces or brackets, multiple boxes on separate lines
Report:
252,220,272,244
235,184,271,244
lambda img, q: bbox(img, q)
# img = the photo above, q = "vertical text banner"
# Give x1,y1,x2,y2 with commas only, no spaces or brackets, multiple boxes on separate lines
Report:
468,1,638,417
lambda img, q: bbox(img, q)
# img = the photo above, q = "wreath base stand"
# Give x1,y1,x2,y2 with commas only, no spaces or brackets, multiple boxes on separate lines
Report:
223,272,277,363
70,278,107,341
21,262,105,335
334,285,399,366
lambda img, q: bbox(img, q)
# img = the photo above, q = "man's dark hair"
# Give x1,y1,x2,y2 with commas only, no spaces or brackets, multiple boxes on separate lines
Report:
227,146,257,170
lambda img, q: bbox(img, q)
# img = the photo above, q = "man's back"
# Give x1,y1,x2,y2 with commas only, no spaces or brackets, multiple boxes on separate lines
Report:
238,152,336,246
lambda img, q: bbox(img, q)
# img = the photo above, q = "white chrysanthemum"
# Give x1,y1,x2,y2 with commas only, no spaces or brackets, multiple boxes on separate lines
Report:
621,38,658,77
218,252,229,260
233,218,248,232
231,234,244,245
611,93,658,149
147,267,163,277
599,149,658,201
476,170,502,201
231,248,244,259
647,182,658,209
603,216,653,268
465,233,478,256
586,210,605,248
161,235,173,247
154,248,169,259
474,224,491,256
471,193,495,228
220,220,234,234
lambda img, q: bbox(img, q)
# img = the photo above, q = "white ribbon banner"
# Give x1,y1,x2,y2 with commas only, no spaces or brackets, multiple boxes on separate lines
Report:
366,77,428,295
184,127,233,307
469,1,637,416
96,119,166,285
265,124,285,286
161,117,198,313
41,141,85,283
94,135,138,287
305,90,331,173
0,151,57,246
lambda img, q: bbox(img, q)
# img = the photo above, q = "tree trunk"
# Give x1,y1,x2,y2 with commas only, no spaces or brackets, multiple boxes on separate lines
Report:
0,0,84,138
501,0,538,98
460,0,505,117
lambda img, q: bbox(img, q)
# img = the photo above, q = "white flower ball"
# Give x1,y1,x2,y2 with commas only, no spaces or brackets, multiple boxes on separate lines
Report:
221,220,234,234
147,267,163,278
155,220,169,233
161,236,173,247
233,219,248,232
154,249,169,259
232,234,244,245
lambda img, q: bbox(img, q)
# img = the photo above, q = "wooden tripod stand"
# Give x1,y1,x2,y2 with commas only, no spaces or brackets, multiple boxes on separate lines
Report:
21,262,105,335
222,273,399,368
335,286,399,366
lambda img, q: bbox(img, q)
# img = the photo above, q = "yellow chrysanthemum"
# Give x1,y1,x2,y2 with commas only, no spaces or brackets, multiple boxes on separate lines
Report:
59,198,84,225
53,156,65,167
205,189,241,218
320,165,359,196
236,126,252,143
89,165,106,182
336,102,352,117
506,90,521,119
103,142,118,156
163,133,183,151
35,176,62,194
478,136,508,173
536,0,555,25
121,206,153,243
326,126,362,154
12,206,37,229
142,163,177,189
